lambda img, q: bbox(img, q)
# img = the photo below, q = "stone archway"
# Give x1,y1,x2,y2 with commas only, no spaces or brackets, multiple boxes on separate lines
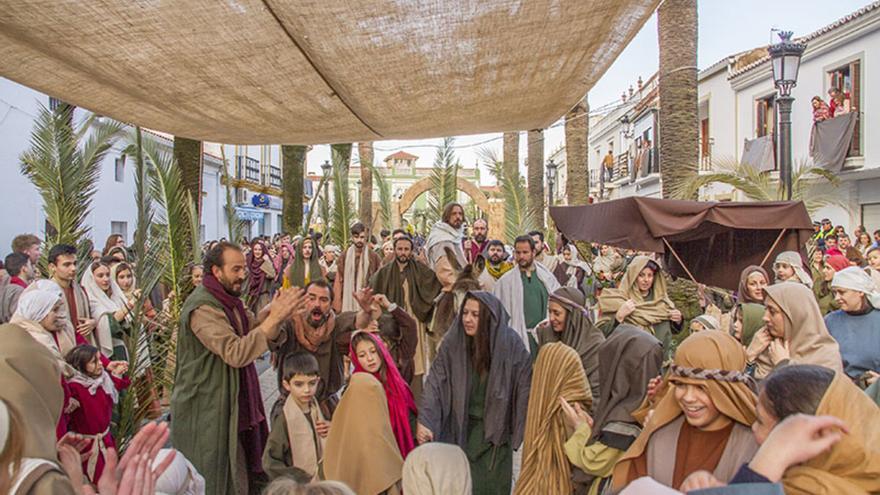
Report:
393,177,503,236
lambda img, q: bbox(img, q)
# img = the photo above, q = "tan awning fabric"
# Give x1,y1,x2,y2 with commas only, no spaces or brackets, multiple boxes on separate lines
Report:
0,0,658,144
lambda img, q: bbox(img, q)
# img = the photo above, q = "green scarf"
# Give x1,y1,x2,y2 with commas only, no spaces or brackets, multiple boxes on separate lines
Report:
288,240,325,288
738,303,765,346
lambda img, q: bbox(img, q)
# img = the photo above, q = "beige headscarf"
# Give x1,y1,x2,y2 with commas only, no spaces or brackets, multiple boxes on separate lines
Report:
773,251,813,288
402,443,471,495
598,256,675,331
782,373,880,494
763,282,844,373
612,331,757,491
323,373,403,495
515,343,591,495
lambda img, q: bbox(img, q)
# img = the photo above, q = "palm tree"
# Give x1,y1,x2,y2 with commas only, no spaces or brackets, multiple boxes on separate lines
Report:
19,105,124,256
427,137,459,223
172,136,203,218
670,158,842,213
565,96,590,205
281,145,307,234
503,132,520,183
658,0,699,198
479,147,538,244
358,142,374,230
527,129,545,222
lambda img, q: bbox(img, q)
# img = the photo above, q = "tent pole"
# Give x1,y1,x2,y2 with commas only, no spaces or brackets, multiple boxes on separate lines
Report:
662,237,698,284
759,228,788,268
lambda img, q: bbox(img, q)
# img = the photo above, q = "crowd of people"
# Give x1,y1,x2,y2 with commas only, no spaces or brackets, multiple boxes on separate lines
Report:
0,203,879,495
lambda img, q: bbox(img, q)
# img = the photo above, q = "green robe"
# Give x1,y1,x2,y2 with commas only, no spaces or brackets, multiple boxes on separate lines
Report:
170,286,241,495
466,368,512,495
522,270,549,356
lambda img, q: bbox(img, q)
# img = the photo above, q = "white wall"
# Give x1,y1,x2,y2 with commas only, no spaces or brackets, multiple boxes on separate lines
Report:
699,68,738,162
0,77,234,253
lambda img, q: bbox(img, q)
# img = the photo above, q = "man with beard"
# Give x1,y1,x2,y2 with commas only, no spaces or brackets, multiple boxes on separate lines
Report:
172,242,304,495
269,279,348,421
464,218,489,264
370,235,442,397
478,240,514,291
425,203,468,291
493,235,560,354
333,222,382,313
529,230,559,272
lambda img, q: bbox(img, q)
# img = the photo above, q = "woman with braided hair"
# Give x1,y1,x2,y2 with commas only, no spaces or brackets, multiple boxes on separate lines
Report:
611,331,759,492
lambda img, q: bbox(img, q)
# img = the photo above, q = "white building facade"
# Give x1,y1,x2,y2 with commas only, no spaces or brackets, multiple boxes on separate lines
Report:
0,77,306,251
570,3,880,232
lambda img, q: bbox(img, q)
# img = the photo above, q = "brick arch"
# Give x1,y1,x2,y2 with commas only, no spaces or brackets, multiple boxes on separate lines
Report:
397,176,491,217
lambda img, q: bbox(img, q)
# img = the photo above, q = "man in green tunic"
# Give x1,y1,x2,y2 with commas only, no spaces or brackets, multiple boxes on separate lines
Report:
171,242,304,495
492,235,560,355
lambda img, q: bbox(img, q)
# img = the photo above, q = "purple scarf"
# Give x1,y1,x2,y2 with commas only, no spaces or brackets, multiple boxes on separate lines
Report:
202,272,268,474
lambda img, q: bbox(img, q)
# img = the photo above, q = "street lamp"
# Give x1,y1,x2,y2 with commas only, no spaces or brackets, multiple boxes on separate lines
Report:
321,160,332,224
768,30,806,201
546,159,558,207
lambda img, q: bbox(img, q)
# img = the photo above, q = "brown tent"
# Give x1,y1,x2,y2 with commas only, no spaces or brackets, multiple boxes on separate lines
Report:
550,198,813,290
0,0,658,144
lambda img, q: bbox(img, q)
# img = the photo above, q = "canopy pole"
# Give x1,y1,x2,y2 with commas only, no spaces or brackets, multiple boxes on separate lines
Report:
759,228,788,268
662,237,698,284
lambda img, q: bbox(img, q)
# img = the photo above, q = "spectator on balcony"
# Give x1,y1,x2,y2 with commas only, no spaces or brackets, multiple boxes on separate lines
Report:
602,150,614,182
811,96,831,123
828,87,852,117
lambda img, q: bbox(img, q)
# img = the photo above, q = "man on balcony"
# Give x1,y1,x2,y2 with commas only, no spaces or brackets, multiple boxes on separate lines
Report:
602,149,615,182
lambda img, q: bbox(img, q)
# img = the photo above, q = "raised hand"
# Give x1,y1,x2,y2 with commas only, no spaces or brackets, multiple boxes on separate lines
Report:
353,287,375,313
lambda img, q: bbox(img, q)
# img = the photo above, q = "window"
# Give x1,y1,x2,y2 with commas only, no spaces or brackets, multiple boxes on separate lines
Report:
260,213,271,236
755,94,775,138
114,156,125,182
828,60,861,157
110,221,128,242
236,188,248,204
862,203,880,232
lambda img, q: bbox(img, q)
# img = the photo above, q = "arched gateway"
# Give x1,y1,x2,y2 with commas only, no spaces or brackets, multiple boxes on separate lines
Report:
392,176,503,236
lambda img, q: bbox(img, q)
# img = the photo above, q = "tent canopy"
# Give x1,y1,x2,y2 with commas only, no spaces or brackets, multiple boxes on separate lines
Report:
550,197,814,290
0,0,658,145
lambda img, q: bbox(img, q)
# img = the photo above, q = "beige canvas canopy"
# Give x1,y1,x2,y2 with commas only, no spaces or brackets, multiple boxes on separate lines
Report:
0,0,658,144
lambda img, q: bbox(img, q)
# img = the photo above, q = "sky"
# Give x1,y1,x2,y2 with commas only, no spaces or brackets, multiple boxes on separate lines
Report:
304,0,873,182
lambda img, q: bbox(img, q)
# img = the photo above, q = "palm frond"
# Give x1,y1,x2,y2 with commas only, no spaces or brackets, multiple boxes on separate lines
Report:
329,147,354,246
20,105,124,252
303,173,330,235
371,164,392,230
482,147,537,244
116,128,169,451
427,137,459,224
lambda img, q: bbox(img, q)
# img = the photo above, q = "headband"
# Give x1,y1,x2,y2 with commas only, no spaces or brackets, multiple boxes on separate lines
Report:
669,364,756,391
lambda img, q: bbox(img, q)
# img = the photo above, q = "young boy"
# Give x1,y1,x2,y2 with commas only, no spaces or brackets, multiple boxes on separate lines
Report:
262,351,330,482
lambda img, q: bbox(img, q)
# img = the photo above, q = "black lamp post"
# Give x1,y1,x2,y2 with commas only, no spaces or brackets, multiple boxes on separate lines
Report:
546,159,558,207
320,159,332,223
768,31,806,201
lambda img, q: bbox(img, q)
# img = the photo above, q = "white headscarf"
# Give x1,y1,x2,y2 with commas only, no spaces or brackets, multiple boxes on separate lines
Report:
773,251,813,288
12,290,61,323
831,266,880,308
80,264,129,357
153,449,206,495
402,443,472,495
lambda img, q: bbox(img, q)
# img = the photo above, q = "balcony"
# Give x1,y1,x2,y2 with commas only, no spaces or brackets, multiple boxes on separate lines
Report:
235,155,261,184
269,165,282,188
700,153,712,171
